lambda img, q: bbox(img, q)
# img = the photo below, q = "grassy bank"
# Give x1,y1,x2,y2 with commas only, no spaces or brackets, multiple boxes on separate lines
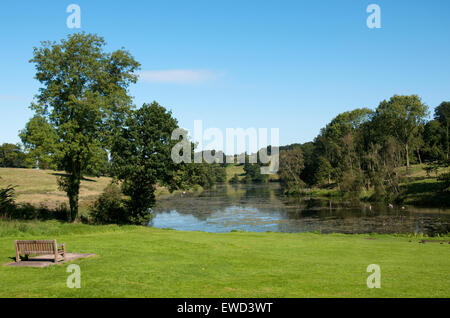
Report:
0,220,449,298
300,164,450,206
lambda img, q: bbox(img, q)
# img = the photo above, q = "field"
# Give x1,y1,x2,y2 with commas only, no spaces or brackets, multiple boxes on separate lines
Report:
0,168,186,212
0,220,449,298
0,168,111,212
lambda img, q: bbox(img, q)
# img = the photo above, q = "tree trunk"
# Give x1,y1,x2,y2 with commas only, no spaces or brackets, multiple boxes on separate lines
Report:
68,186,79,222
447,125,449,160
405,143,410,169
66,160,81,222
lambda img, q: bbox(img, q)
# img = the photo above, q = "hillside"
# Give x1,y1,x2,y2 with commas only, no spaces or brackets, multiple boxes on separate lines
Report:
0,168,111,211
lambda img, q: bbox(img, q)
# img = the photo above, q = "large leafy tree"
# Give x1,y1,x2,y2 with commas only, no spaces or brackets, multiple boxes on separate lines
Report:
111,102,182,225
422,120,445,161
313,108,373,185
29,32,140,221
435,101,450,159
373,95,429,168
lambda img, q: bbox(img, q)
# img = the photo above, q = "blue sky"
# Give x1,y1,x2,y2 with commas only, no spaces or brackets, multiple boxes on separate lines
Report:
1,0,449,149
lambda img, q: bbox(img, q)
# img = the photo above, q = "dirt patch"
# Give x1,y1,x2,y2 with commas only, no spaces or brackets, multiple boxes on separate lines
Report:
3,253,97,267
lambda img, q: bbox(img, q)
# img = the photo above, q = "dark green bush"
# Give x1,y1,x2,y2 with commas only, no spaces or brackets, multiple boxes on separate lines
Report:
2,202,69,221
0,183,16,216
438,172,450,191
338,171,363,199
90,183,128,224
229,174,240,184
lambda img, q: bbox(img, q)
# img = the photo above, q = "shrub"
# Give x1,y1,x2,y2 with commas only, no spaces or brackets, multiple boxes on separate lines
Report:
338,171,363,199
438,172,450,192
90,183,128,224
0,183,16,217
3,202,69,221
229,174,240,184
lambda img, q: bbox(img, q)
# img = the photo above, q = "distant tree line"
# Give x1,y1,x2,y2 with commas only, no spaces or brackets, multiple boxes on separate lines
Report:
0,143,29,168
277,96,450,201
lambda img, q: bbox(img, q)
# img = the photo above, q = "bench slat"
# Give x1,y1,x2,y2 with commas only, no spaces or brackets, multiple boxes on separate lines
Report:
14,240,65,263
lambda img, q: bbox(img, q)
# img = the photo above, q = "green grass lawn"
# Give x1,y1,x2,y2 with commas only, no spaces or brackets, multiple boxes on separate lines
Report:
0,221,449,298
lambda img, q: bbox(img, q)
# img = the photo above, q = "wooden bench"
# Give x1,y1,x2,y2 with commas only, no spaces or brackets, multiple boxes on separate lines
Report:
14,240,66,263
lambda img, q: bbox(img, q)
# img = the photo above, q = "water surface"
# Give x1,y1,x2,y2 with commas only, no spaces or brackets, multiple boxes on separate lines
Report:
150,184,450,235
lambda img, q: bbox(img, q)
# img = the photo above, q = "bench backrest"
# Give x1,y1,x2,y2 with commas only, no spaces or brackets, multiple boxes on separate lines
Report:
15,240,57,255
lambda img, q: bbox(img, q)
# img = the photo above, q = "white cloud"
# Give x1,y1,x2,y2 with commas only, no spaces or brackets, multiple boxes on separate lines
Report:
138,69,217,84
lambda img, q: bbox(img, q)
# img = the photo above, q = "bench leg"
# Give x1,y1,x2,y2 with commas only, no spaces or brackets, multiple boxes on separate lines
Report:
14,241,20,262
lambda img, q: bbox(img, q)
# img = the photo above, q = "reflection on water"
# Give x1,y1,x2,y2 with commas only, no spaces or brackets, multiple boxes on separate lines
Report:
150,183,450,235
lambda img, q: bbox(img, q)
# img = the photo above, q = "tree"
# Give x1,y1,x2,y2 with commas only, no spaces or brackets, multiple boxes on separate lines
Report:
313,108,372,185
278,148,305,193
364,137,402,201
373,95,429,169
111,102,181,225
0,143,28,168
434,101,450,159
298,142,316,185
19,115,58,169
314,156,333,185
243,162,268,183
422,120,445,161
29,32,140,221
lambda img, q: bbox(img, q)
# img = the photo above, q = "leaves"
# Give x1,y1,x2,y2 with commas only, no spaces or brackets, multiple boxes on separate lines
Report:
29,32,140,221
111,102,181,224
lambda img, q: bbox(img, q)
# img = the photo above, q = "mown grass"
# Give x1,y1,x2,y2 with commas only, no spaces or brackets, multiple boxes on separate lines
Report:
0,220,449,298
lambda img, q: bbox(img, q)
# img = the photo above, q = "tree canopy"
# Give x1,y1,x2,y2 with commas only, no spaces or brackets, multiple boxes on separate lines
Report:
29,32,140,221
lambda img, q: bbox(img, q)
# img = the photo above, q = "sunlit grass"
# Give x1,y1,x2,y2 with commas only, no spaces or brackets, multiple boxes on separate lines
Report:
0,168,111,210
0,220,448,298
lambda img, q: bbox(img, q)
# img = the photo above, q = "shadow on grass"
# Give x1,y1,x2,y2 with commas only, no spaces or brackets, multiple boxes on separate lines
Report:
400,179,450,207
50,173,97,182
1,203,70,222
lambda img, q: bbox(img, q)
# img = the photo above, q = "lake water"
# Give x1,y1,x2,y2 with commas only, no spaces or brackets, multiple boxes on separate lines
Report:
150,183,450,235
